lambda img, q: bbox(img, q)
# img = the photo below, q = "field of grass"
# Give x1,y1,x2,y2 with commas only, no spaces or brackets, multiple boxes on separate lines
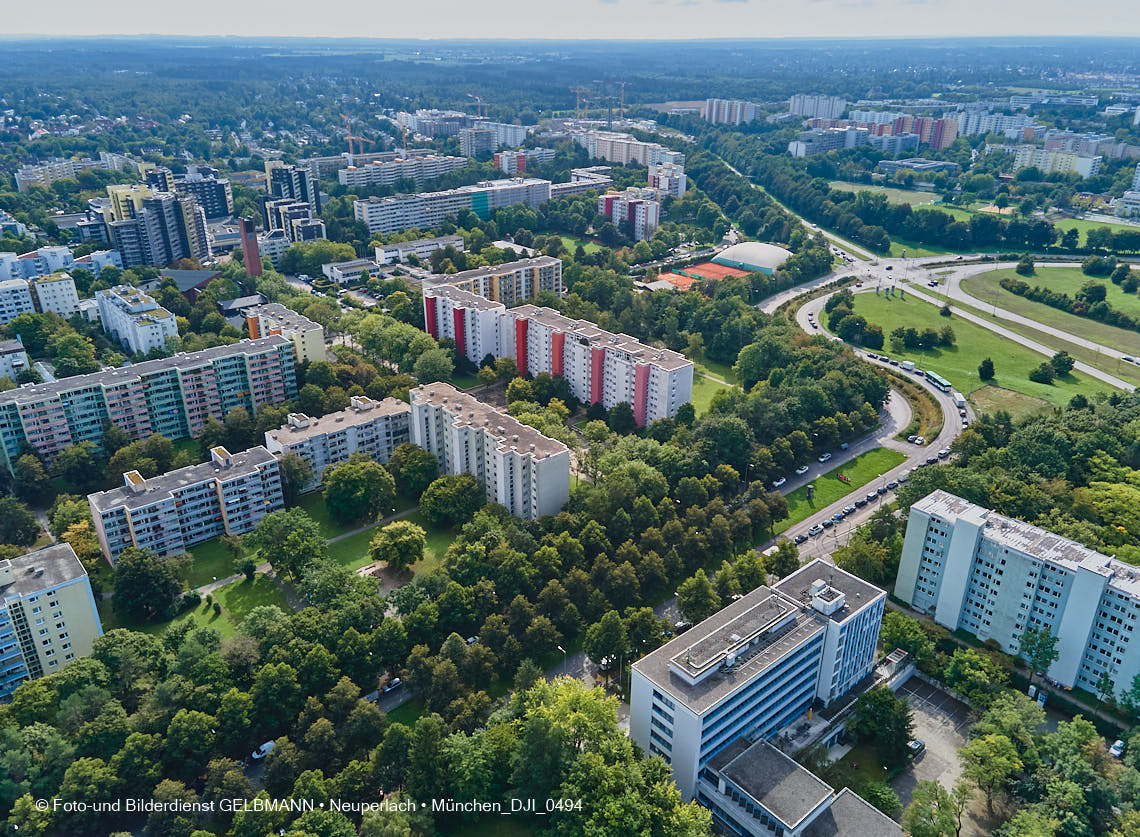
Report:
774,448,907,535
324,510,454,574
966,265,1140,320
184,538,242,589
555,235,602,255
916,204,975,222
888,237,960,258
692,357,739,385
690,374,728,416
450,374,480,390
851,292,1114,411
1053,216,1140,244
970,385,1052,419
829,181,941,207
214,574,290,625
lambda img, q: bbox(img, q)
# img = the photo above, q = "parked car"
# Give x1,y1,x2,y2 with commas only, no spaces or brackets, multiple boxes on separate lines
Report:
772,477,787,489
914,436,926,445
839,442,849,451
811,322,819,329
466,635,480,646
938,448,951,459
879,356,892,364
674,620,692,633
1111,739,1126,758
832,511,846,522
1125,357,1136,364
926,456,938,465
876,486,888,496
795,465,810,476
907,739,926,758
865,492,878,503
382,677,403,694
962,420,969,429
897,472,909,483
794,533,809,545
822,519,834,529
854,498,868,508
907,435,917,443
251,740,276,760
866,352,878,360
885,265,893,271
843,505,857,516
886,480,898,490
808,524,824,537
888,358,900,366
818,453,833,463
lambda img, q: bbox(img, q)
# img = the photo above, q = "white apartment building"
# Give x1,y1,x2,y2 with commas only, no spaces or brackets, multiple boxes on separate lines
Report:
257,229,290,267
337,154,468,188
898,490,1140,701
0,279,35,325
422,256,563,307
375,234,465,265
494,148,557,175
788,94,847,120
423,283,694,426
1013,147,1103,178
353,178,552,236
264,395,411,490
96,285,179,355
245,302,326,364
1133,164,1140,191
32,273,80,317
410,383,570,520
705,99,759,125
0,543,103,701
598,188,661,241
0,246,74,282
1115,192,1140,219
0,339,30,381
649,162,687,198
549,166,615,200
630,560,886,801
88,446,284,562
572,131,685,167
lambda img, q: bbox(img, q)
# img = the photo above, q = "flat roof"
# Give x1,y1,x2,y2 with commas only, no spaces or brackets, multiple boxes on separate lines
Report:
411,383,568,460
266,397,409,444
801,788,902,837
422,255,561,287
0,542,88,598
249,302,323,332
425,284,506,313
773,559,885,623
0,339,26,355
0,336,291,407
710,738,833,829
89,445,278,513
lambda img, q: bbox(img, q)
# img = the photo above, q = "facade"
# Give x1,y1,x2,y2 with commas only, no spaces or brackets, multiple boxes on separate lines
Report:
103,186,209,268
705,99,759,125
245,302,326,364
0,339,30,381
322,258,380,284
96,285,179,355
423,256,563,305
0,336,297,468
0,279,35,325
263,198,327,244
649,162,688,198
257,229,290,267
1013,147,1103,177
375,234,465,265
788,127,869,158
239,217,262,277
949,111,1036,138
15,152,137,192
897,490,1140,701
337,154,468,188
74,250,122,276
869,133,920,156
549,166,615,200
306,151,402,181
630,560,885,801
598,188,661,241
0,246,75,282
573,131,685,167
0,543,103,701
175,171,235,219
88,445,284,562
31,273,81,317
789,94,847,119
410,383,570,520
459,128,498,157
264,395,411,489
494,148,557,175
1114,192,1140,219
265,162,321,214
423,284,693,425
353,178,552,236
396,109,476,138
0,209,28,238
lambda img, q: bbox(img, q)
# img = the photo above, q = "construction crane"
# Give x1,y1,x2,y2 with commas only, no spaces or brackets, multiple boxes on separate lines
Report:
571,86,590,121
467,93,487,119
341,113,374,156
617,79,631,121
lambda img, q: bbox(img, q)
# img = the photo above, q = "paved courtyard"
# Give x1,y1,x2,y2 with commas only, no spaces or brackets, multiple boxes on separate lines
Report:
892,678,971,808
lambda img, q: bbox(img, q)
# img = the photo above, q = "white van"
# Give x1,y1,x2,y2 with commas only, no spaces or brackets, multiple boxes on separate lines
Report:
900,360,916,372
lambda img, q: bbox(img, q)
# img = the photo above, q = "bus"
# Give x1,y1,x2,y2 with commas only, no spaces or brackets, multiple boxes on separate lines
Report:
925,370,951,393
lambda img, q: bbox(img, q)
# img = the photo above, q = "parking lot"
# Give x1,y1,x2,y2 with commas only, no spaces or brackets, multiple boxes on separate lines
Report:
892,678,972,808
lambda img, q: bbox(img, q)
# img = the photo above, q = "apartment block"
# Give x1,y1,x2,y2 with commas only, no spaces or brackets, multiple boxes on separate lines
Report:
96,285,179,355
264,395,411,489
0,336,297,468
0,209,28,238
423,284,693,425
598,188,661,241
630,560,885,801
1013,147,1102,177
459,128,498,157
103,186,209,268
245,302,326,364
0,246,75,282
422,256,563,307
789,94,847,120
257,229,290,266
375,234,465,265
263,198,327,244
0,279,35,325
265,162,321,214
549,166,614,200
353,178,552,236
705,99,759,125
897,490,1140,701
306,151,402,181
15,151,138,192
410,383,570,520
32,273,81,317
572,131,685,167
494,148,557,175
337,154,468,188
0,339,30,381
0,543,103,701
649,162,687,198
88,445,284,562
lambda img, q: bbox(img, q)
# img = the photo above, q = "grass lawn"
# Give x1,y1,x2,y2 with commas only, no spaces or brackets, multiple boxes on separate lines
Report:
295,490,417,540
172,438,203,463
821,743,900,798
324,509,455,574
214,574,290,625
555,235,602,255
690,374,729,416
386,694,427,726
887,237,960,258
851,292,1114,411
828,181,940,207
184,537,242,589
970,385,1052,418
1053,216,1140,245
774,448,907,535
451,374,480,390
919,205,976,222
693,357,739,385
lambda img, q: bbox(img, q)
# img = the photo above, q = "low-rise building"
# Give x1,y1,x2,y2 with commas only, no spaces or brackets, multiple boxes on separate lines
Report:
96,285,179,355
264,395,411,489
321,258,381,284
0,339,30,381
410,383,570,520
375,234,465,265
245,302,326,364
88,445,284,562
876,158,961,175
0,542,103,701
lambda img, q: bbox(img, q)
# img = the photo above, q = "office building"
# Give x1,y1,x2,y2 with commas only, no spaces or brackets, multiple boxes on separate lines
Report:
0,279,35,325
337,154,468,188
31,273,80,317
353,178,552,236
494,148,556,175
245,302,326,364
649,162,687,198
898,490,1140,701
1013,147,1102,177
264,396,411,490
321,258,380,284
698,737,900,837
0,336,297,468
789,94,847,120
598,188,661,241
0,543,103,701
103,186,209,268
705,99,759,125
265,162,321,214
423,256,563,306
1114,192,1140,219
88,445,284,562
410,383,570,520
1011,94,1099,109
549,166,614,200
0,339,29,381
375,234,465,265
876,158,961,176
460,128,498,158
573,131,685,167
630,560,885,801
0,246,75,282
96,285,179,355
423,284,693,425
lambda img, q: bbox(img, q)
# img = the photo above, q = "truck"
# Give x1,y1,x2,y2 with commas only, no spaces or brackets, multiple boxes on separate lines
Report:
900,360,916,372
951,391,966,408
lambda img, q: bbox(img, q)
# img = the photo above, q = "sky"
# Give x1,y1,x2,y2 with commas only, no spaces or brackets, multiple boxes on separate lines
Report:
5,0,1140,40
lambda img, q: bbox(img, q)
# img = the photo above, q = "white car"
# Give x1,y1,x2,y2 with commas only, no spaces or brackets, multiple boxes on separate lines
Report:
1111,739,1126,759
772,477,787,489
251,740,276,760
795,465,810,475
914,436,926,446
818,453,833,463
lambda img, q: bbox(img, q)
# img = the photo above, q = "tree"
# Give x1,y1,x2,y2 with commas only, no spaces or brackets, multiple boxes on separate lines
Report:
476,366,497,387
494,356,519,381
1015,256,1035,276
247,508,325,580
386,443,438,497
0,496,40,546
608,402,637,435
368,521,426,573
277,452,314,505
978,357,995,381
13,454,56,506
412,347,454,383
847,686,914,768
902,780,957,837
764,539,800,579
961,733,1021,813
112,548,187,622
53,442,104,492
1049,351,1074,376
1028,362,1055,384
584,611,629,686
164,709,216,781
879,612,934,667
323,454,397,525
420,474,484,528
677,569,721,624
1018,625,1060,685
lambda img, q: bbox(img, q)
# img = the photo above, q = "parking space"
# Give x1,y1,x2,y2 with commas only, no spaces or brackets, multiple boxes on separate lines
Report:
892,679,971,808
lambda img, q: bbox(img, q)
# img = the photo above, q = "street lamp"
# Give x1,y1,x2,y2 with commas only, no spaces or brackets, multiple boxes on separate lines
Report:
557,644,567,670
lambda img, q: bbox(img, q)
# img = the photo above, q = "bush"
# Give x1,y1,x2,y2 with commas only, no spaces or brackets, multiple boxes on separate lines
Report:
1028,362,1055,385
978,357,995,380
1015,256,1035,276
